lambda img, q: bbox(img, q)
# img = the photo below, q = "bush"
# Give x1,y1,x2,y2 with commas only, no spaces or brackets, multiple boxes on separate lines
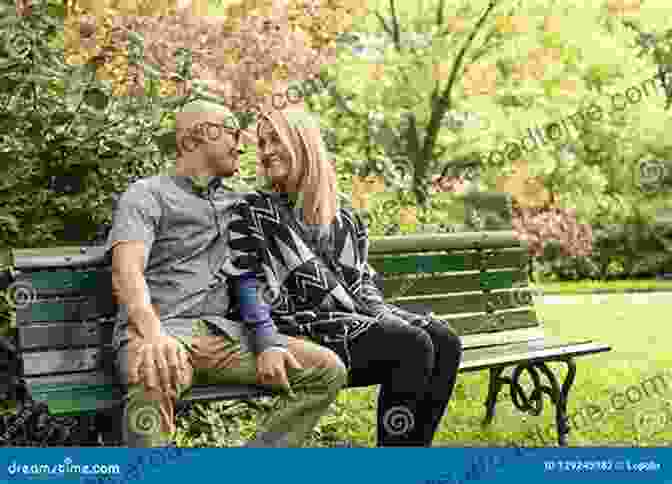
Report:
0,1,189,249
0,0,205,338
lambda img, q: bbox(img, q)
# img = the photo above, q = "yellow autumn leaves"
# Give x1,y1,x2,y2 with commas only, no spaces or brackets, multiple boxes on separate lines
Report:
350,175,418,228
606,0,641,15
496,160,551,209
510,47,564,82
424,16,574,96
288,0,366,51
494,15,529,34
63,0,353,99
351,175,384,210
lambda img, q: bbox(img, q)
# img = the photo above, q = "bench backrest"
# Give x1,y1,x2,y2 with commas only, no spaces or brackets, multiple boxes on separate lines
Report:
10,231,538,406
369,231,538,336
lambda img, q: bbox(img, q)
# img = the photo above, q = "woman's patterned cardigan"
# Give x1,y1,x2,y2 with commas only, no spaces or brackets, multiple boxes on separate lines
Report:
222,191,438,355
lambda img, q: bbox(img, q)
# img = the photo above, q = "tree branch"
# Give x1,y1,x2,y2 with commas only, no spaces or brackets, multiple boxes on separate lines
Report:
436,0,445,28
389,0,401,52
375,11,393,37
421,0,500,165
326,81,362,120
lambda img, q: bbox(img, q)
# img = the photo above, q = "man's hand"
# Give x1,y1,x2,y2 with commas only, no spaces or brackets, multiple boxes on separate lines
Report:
256,348,303,394
130,334,189,397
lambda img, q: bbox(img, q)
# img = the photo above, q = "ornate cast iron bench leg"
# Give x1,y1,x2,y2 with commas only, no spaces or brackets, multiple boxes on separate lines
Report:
481,358,577,446
482,366,506,427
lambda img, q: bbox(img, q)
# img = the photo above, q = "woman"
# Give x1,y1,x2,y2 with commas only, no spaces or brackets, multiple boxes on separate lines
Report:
225,108,462,446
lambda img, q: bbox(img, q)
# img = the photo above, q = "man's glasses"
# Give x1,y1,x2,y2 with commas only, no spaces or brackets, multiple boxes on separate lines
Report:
180,120,241,153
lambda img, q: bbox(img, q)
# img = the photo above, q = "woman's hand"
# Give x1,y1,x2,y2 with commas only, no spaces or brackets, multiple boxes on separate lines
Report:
256,348,303,395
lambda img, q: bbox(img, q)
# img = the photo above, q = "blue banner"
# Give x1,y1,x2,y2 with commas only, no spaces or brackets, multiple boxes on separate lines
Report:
1,448,668,484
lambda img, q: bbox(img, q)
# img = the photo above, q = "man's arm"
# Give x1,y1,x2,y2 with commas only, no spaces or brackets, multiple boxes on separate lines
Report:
111,241,161,340
106,182,186,394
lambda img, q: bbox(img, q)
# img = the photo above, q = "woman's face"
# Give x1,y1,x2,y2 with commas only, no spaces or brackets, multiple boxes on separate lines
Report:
257,118,293,189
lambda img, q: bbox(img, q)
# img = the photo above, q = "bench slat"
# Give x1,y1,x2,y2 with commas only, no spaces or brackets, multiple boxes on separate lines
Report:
21,348,102,376
13,246,110,270
460,340,612,372
185,384,275,402
16,297,116,323
390,292,487,314
369,231,522,254
388,285,538,314
381,270,527,298
18,320,114,350
24,372,275,415
369,248,527,275
16,269,113,297
437,308,539,335
26,373,123,414
460,326,546,349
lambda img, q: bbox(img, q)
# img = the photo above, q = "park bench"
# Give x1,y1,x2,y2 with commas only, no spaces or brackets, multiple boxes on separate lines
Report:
1,229,611,446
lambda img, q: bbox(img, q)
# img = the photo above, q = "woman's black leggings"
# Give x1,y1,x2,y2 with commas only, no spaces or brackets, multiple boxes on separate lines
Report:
326,316,463,446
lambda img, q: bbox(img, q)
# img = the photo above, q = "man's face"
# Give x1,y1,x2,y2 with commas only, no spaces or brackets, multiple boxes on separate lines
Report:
177,109,242,177
257,119,292,187
201,112,242,177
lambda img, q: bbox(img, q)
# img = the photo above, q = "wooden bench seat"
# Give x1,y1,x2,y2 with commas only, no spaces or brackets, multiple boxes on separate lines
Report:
7,231,611,446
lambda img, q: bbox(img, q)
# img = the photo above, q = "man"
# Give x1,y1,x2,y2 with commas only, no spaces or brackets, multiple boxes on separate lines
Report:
106,98,347,447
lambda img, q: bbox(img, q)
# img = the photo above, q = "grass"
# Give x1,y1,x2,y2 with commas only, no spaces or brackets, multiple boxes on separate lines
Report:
176,292,672,447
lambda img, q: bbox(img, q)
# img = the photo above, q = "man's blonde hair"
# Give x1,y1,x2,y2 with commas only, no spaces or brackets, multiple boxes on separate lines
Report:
257,108,338,227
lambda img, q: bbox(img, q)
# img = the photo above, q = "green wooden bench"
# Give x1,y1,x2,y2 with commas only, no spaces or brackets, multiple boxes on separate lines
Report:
3,231,611,446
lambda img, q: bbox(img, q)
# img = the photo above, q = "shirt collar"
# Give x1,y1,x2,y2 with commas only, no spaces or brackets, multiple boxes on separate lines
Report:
171,175,225,197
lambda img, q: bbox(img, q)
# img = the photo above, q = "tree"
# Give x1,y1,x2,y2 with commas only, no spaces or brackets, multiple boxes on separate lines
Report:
312,0,671,242
315,0,505,208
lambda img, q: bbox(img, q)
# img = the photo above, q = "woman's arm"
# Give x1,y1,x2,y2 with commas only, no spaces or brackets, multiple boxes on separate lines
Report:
226,197,288,355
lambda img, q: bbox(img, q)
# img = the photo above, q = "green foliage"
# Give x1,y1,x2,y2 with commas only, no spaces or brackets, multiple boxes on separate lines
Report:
537,209,672,281
0,1,188,249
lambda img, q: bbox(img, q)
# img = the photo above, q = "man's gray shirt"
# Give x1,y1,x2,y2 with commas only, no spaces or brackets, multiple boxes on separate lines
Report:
105,175,288,354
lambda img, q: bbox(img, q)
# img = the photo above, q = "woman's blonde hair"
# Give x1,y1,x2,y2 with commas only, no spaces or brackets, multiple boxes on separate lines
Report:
257,108,338,227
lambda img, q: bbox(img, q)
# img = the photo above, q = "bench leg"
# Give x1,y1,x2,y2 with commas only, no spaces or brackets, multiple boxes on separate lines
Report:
507,359,577,446
482,366,506,426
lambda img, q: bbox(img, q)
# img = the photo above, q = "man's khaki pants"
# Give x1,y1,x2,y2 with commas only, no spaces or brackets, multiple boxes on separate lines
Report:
116,321,347,447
